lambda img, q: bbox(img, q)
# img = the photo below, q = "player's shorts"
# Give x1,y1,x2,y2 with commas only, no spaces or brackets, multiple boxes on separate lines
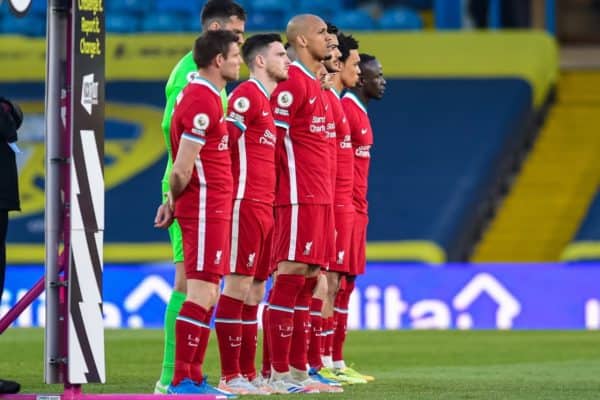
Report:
178,217,231,283
229,199,274,279
328,210,355,274
324,205,336,271
272,204,331,267
349,212,368,276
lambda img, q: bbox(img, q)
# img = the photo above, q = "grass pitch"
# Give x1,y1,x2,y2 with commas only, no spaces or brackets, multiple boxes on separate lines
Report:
1,329,600,399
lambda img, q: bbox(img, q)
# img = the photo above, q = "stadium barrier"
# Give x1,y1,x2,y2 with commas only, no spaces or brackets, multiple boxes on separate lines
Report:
3,262,600,330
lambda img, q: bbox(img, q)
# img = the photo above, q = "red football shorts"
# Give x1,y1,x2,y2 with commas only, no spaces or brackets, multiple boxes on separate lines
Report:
178,217,231,283
328,210,354,274
272,204,331,267
349,212,368,276
324,204,336,270
229,199,274,279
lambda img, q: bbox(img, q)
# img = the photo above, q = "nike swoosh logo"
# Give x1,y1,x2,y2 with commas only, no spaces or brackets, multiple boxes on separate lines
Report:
230,343,241,347
309,97,317,104
188,342,199,347
262,111,269,116
361,128,368,134
279,332,293,338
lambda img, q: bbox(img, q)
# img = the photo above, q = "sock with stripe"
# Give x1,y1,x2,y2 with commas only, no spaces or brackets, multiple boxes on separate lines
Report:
332,279,355,364
307,297,324,369
289,276,318,371
261,295,272,378
215,295,244,381
268,274,305,373
189,306,214,383
240,303,259,381
172,301,209,386
322,317,334,368
159,290,186,386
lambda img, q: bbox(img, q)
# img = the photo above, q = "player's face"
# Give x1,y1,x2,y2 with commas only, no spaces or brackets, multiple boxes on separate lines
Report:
318,64,332,89
340,49,361,88
323,34,341,73
265,41,291,82
362,60,386,100
221,42,243,82
307,20,331,61
222,16,246,45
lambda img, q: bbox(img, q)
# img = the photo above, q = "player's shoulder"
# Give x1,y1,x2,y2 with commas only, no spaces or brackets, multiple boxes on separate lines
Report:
165,51,196,95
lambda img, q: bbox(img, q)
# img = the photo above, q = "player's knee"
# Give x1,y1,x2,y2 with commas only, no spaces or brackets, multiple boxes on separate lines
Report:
222,274,253,301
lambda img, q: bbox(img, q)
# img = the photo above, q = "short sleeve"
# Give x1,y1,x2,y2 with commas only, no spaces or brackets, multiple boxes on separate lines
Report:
226,86,257,135
179,93,218,146
271,78,306,131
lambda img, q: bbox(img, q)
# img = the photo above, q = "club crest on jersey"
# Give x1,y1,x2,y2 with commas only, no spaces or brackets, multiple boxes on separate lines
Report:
193,113,210,130
303,241,313,255
247,252,256,268
277,91,293,108
214,250,223,264
233,96,250,113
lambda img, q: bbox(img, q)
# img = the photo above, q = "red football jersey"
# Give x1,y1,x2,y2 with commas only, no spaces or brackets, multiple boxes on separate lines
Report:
170,76,233,220
271,61,331,205
326,88,354,210
341,91,373,215
227,78,277,205
323,89,337,196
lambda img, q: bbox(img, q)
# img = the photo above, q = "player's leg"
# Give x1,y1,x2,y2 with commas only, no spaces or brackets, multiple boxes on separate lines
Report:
168,218,234,397
154,218,186,394
308,272,327,372
216,200,270,394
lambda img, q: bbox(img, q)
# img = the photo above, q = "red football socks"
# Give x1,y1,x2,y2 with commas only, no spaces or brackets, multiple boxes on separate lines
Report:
333,279,355,363
268,274,305,373
215,295,244,381
290,276,318,371
172,301,210,386
240,303,259,381
307,297,324,369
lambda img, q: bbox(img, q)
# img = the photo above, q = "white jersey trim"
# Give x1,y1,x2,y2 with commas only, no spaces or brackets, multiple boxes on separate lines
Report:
249,78,270,99
195,157,207,271
343,91,368,115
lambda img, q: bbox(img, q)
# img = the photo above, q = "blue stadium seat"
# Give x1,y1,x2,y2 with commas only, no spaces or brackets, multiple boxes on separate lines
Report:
245,10,287,31
141,13,188,32
251,0,292,14
297,0,342,20
106,13,140,33
331,9,376,30
105,0,152,15
395,0,433,9
378,7,423,30
155,0,203,16
1,13,45,36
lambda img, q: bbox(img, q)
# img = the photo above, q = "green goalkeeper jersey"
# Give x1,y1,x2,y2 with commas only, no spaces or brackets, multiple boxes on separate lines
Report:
160,51,229,197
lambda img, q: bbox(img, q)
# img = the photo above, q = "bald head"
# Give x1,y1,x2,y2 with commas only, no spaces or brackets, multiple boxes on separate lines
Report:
287,14,324,47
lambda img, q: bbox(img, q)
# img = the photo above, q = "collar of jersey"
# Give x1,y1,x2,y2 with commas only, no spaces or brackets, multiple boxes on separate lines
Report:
292,61,317,80
330,87,342,99
343,91,367,114
190,75,221,98
249,78,270,99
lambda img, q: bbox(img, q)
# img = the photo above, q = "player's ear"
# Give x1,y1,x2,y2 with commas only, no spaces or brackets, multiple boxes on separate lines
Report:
207,21,221,31
297,35,308,48
215,52,225,68
256,53,266,68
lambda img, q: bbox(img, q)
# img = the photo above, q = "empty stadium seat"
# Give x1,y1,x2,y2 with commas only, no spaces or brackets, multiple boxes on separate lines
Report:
154,0,203,16
298,0,342,20
396,0,433,9
331,9,376,30
379,7,423,30
141,13,188,33
106,13,140,33
251,0,292,14
105,0,152,15
245,10,287,31
1,13,45,36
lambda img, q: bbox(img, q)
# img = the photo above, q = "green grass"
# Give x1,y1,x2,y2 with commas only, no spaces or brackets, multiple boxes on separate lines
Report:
1,329,600,399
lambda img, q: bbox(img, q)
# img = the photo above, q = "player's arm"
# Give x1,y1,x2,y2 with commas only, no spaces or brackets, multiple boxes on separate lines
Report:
169,100,212,204
271,80,305,136
226,91,255,143
170,137,204,199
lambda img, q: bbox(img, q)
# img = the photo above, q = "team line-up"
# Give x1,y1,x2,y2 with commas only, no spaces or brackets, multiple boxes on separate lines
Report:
152,1,386,396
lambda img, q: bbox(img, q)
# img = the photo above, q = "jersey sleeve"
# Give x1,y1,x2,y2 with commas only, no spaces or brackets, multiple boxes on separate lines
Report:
226,86,257,141
271,78,305,132
178,93,218,146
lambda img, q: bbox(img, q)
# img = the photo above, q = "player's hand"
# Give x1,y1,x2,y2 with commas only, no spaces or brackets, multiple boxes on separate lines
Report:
154,202,173,229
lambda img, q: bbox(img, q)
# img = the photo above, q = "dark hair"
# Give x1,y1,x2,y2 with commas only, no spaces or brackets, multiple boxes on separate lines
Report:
193,30,240,69
338,33,359,62
241,33,282,67
359,53,377,69
201,0,246,27
326,22,339,35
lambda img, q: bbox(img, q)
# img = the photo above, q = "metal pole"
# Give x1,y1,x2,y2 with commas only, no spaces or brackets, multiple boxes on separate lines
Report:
44,0,69,384
545,0,556,35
